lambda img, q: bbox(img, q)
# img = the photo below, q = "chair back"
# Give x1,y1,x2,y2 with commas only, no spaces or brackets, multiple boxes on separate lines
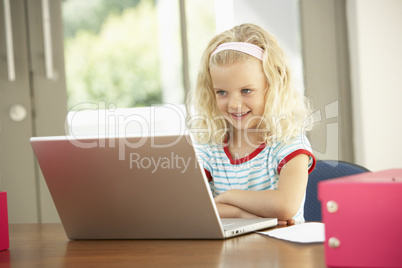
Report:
304,160,370,221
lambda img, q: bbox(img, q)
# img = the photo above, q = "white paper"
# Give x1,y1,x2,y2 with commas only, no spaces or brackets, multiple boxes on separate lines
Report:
258,222,325,243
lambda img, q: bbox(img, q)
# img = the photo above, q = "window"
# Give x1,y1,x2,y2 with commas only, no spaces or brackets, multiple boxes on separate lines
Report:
63,0,215,135
63,0,215,136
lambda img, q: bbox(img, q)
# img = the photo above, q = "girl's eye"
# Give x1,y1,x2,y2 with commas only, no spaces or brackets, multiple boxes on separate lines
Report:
216,90,227,96
241,89,252,94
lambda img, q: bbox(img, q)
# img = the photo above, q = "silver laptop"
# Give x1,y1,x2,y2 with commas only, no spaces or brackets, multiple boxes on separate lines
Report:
30,134,277,239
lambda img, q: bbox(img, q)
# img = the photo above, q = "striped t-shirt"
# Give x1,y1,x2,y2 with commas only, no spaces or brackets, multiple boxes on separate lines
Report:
194,135,316,221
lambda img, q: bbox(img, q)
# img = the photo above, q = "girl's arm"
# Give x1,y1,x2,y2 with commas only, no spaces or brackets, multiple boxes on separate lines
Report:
215,202,260,218
215,202,295,225
214,154,309,220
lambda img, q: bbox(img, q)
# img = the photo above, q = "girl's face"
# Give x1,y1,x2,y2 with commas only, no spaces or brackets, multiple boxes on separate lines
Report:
210,59,268,132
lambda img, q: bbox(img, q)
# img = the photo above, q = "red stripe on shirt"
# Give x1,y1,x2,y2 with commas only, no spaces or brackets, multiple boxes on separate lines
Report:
204,168,212,182
223,143,267,165
277,149,316,174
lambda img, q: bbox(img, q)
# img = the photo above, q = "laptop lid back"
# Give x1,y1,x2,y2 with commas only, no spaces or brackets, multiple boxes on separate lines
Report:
31,135,225,239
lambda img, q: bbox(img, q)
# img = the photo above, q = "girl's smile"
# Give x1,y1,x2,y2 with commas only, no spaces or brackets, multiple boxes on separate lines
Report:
210,59,268,132
231,110,250,119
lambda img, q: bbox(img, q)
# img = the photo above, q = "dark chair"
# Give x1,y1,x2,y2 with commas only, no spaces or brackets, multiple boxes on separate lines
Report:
304,160,370,221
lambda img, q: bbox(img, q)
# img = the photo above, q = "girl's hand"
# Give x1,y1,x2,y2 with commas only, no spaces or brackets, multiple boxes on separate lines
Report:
277,219,295,226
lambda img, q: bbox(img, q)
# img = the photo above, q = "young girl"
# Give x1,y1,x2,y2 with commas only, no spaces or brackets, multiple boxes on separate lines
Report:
187,23,316,225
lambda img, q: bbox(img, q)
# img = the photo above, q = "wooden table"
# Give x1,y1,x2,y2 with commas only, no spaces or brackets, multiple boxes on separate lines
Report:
0,224,326,267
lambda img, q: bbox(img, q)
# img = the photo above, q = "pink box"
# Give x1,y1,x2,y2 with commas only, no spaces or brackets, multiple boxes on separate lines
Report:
0,192,9,251
318,169,402,268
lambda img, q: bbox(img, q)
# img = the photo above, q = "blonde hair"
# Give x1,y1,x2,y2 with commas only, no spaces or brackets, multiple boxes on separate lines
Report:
187,23,313,145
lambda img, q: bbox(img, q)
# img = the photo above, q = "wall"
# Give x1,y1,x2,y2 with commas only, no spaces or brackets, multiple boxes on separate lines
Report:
347,0,402,171
299,0,354,162
230,0,304,86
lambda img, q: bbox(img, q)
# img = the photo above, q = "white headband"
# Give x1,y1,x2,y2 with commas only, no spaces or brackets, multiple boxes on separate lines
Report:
210,42,264,61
